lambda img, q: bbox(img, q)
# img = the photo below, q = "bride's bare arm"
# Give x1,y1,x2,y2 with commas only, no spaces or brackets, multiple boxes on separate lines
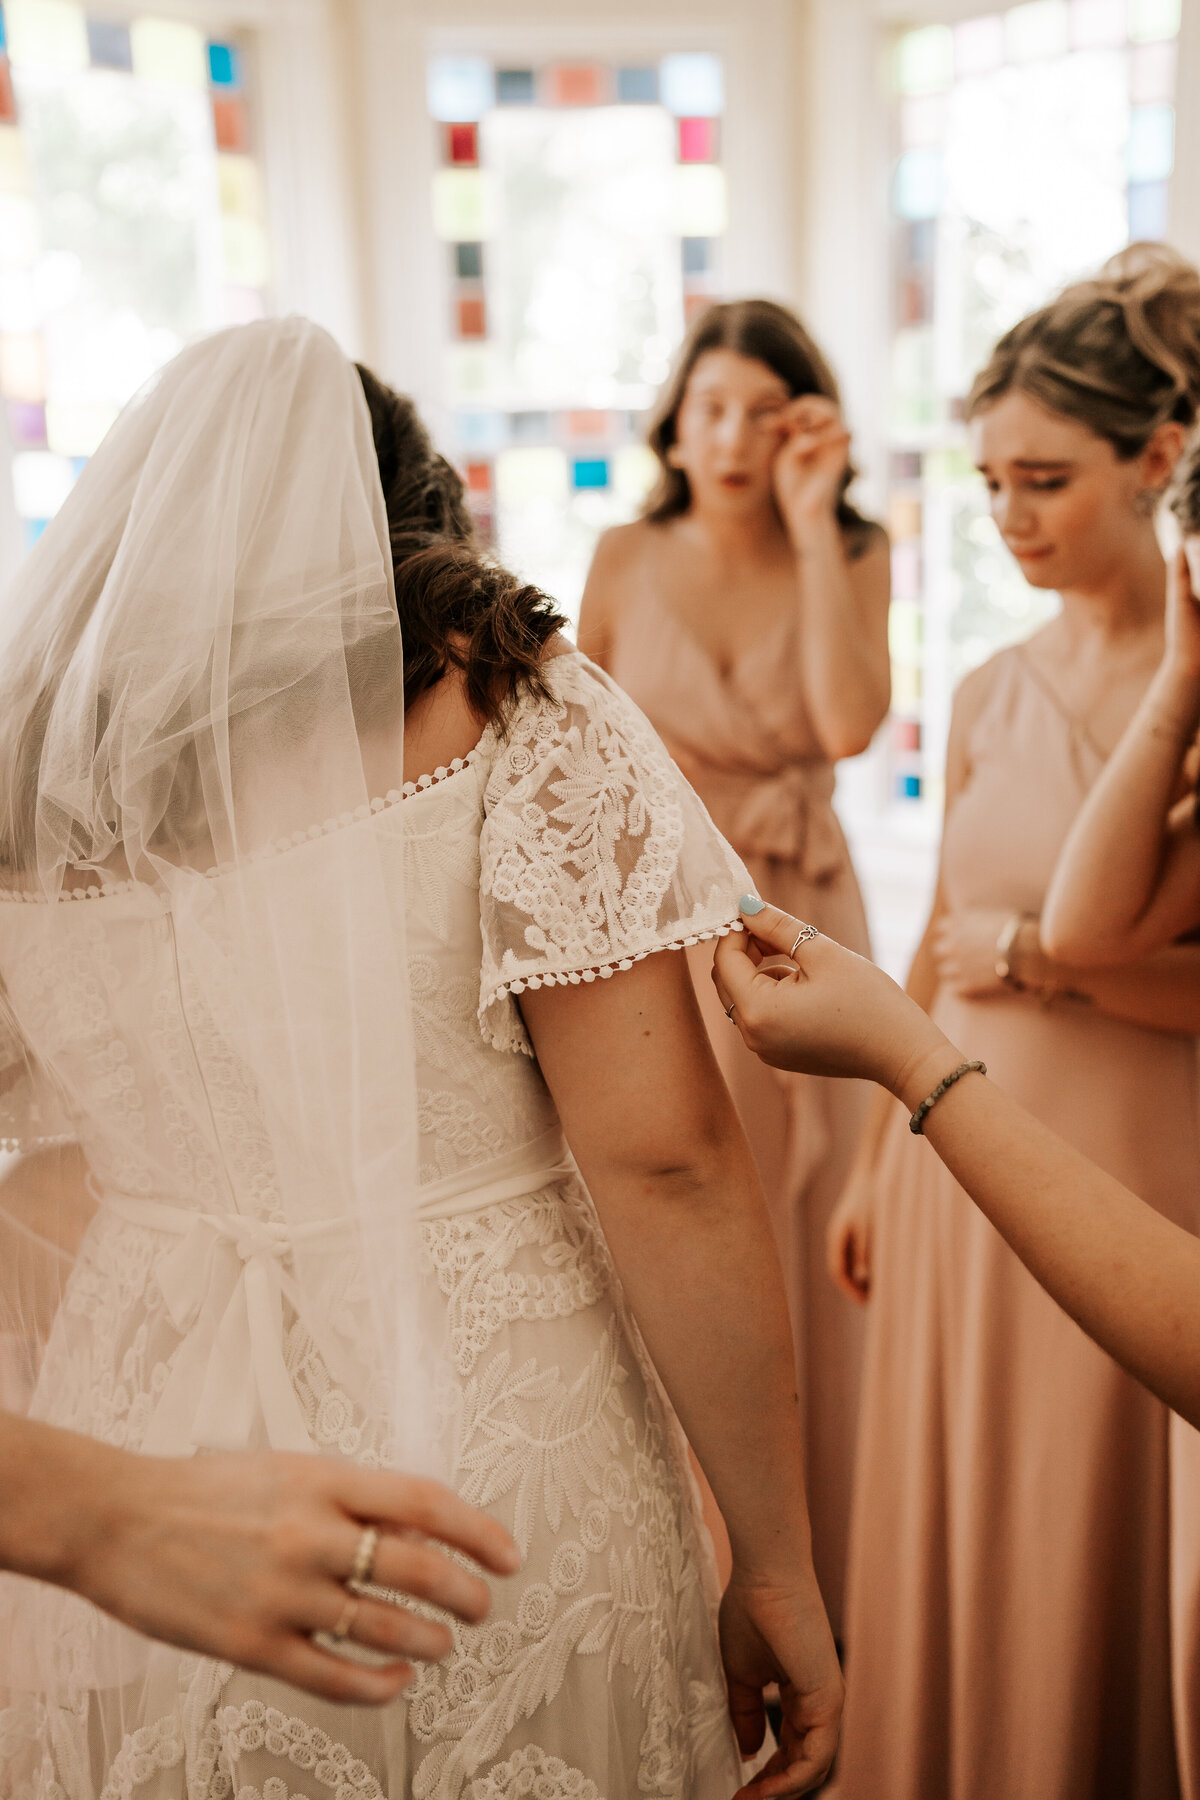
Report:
519,951,842,1797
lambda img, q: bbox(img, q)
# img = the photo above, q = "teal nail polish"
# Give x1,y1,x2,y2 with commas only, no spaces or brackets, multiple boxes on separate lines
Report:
739,894,766,915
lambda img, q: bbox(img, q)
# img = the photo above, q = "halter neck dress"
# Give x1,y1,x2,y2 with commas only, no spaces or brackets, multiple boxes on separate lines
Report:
837,641,1200,1800
609,578,872,1633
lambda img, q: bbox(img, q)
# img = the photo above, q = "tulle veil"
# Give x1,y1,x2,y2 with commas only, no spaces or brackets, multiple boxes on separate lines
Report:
0,318,446,1753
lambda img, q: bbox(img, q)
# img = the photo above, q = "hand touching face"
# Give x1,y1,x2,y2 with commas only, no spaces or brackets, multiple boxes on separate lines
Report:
771,395,852,540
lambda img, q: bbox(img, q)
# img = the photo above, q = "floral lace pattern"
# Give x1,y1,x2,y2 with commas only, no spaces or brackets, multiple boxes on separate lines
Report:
0,652,745,1800
478,656,747,1054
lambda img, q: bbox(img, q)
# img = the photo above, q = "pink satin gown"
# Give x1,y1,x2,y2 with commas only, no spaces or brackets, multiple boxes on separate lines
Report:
837,643,1200,1800
609,586,871,1634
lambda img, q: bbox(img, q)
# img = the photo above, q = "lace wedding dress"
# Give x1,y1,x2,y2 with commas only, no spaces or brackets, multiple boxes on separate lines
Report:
0,648,751,1800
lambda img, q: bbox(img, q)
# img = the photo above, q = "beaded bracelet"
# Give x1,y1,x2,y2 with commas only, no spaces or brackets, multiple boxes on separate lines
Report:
909,1059,987,1135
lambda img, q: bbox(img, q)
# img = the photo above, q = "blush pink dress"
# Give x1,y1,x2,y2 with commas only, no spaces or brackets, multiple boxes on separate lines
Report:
609,584,871,1633
837,643,1200,1800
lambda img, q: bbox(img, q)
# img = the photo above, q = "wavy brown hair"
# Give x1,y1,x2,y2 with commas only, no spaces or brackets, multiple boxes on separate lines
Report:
642,298,878,546
1170,428,1200,537
965,243,1200,457
356,366,565,726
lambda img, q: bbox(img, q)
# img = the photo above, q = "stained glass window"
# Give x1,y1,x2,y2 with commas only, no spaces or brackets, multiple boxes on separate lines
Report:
427,50,726,616
886,2,1179,808
0,3,269,560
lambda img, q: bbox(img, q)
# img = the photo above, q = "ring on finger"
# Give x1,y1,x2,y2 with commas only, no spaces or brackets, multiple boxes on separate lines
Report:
724,999,736,1021
789,923,819,958
349,1524,379,1592
330,1594,359,1643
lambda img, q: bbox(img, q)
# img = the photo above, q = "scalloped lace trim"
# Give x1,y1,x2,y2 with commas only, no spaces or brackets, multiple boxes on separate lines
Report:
478,918,744,1055
0,749,488,905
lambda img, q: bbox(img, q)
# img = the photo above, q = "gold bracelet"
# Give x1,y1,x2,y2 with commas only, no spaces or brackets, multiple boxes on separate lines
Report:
909,1060,987,1135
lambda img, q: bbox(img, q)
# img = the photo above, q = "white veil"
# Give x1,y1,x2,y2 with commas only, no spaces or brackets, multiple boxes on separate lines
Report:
0,317,442,1510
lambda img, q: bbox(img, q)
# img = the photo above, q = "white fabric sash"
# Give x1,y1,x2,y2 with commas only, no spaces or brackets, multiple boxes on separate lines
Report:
93,1129,574,1458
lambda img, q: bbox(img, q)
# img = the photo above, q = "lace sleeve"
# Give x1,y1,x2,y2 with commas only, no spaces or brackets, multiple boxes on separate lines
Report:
478,652,750,1053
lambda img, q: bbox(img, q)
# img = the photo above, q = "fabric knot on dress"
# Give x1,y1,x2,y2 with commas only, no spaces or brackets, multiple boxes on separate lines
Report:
723,763,843,880
98,1194,333,1457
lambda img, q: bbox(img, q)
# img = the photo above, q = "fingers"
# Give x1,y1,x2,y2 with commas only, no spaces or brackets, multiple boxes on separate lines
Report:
263,1633,414,1707
736,900,810,961
336,1469,521,1578
334,1588,454,1664
727,1678,767,1758
826,1217,870,1306
323,1523,495,1627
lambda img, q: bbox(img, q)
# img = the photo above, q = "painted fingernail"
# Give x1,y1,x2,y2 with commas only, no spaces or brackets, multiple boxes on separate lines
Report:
739,895,766,915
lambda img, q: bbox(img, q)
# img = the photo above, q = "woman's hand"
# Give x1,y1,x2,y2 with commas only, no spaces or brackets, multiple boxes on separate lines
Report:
64,1442,520,1704
772,396,851,542
931,908,1016,998
719,1572,843,1798
826,1166,876,1304
1165,543,1200,685
713,900,950,1095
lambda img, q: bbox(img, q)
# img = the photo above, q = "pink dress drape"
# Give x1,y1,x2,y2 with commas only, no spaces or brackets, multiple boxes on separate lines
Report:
609,589,871,1633
838,643,1200,1799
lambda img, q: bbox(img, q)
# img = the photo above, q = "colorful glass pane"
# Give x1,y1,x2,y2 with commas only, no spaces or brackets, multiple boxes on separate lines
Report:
617,67,657,103
673,163,727,235
213,97,249,153
682,235,711,275
572,456,609,489
0,7,6,52
954,15,1005,77
218,153,262,218
1128,177,1168,236
6,395,42,443
1069,0,1128,48
447,122,477,164
565,410,609,439
456,411,506,452
659,52,723,117
427,56,493,123
0,55,13,122
5,0,86,70
455,241,482,279
614,444,657,505
894,27,954,96
678,117,717,162
431,168,491,241
207,42,239,88
546,64,608,107
496,445,568,502
900,95,947,150
1005,1,1070,62
86,19,131,70
1130,39,1176,101
130,19,206,86
894,149,943,220
456,293,486,338
1128,102,1174,179
465,460,491,492
495,68,534,105
1128,0,1181,40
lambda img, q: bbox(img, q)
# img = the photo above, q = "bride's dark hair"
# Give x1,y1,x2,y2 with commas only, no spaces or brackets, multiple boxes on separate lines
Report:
356,366,564,726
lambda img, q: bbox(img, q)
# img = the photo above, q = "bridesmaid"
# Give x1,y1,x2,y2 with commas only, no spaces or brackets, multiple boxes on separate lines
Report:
578,298,891,1630
828,246,1200,1799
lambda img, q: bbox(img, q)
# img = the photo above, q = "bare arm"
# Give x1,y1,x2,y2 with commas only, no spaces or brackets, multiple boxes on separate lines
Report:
0,1413,519,1703
716,906,1200,1430
791,523,892,761
520,951,841,1795
1043,547,1200,963
576,527,631,672
772,398,891,760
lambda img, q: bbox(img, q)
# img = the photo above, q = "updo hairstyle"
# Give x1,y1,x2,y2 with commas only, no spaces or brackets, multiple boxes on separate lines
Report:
965,243,1200,460
643,298,880,550
1169,429,1200,537
356,365,564,727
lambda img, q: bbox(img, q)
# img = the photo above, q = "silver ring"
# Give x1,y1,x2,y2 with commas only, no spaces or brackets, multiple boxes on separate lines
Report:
349,1524,379,1591
789,924,818,958
724,999,736,1020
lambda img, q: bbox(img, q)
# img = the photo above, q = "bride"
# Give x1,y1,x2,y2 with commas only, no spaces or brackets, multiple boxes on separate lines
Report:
0,319,840,1800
